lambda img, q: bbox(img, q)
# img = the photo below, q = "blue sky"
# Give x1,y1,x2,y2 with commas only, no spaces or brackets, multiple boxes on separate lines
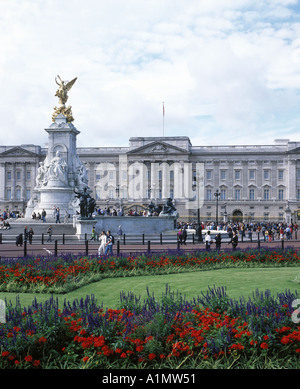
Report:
1,0,300,148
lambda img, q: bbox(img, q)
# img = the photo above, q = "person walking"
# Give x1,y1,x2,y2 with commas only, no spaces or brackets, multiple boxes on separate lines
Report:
98,231,107,255
205,231,212,251
47,225,53,242
28,228,34,244
90,226,96,241
104,230,114,255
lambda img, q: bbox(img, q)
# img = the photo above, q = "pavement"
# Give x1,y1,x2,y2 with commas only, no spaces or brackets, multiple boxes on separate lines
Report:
1,218,300,259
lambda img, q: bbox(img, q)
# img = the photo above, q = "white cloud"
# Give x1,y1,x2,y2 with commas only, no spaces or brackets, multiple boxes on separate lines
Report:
0,0,300,148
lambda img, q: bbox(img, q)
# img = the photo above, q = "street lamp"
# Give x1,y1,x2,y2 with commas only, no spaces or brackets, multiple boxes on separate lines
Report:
115,184,123,216
223,202,227,223
192,175,203,241
214,189,221,227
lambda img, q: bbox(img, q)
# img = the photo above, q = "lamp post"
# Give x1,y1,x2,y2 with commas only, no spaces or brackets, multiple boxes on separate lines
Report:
223,202,227,223
193,175,203,241
116,184,123,216
214,189,221,227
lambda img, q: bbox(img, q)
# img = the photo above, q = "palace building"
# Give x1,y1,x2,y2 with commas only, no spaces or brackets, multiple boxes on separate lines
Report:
0,136,299,223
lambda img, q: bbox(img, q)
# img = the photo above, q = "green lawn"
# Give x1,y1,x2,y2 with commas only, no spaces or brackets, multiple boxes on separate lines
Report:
2,266,300,309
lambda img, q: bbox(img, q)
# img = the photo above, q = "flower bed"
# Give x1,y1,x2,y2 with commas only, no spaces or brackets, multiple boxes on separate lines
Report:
0,285,300,369
1,248,300,293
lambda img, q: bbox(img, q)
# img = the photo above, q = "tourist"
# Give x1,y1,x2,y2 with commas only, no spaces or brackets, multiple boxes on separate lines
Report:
182,227,187,245
24,226,29,243
177,228,182,245
64,210,69,224
90,226,96,241
215,233,222,251
105,230,113,255
42,209,46,223
28,228,34,244
16,233,23,247
228,232,238,250
47,225,53,242
55,208,60,223
98,231,107,255
118,225,122,237
205,231,211,251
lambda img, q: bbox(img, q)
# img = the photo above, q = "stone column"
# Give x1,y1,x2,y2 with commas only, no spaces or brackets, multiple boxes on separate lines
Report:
242,161,248,199
162,162,169,199
0,163,5,201
227,161,234,199
11,163,15,200
150,162,159,200
173,162,184,199
21,162,26,200
183,162,192,199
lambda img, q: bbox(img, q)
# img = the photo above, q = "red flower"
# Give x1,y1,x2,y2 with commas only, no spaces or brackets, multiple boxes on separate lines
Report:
25,355,33,362
1,351,9,357
148,353,156,360
260,342,268,349
82,356,89,362
39,336,47,344
33,360,40,367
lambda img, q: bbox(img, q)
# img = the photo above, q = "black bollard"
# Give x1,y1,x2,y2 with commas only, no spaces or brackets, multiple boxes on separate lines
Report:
147,240,151,252
24,240,27,257
54,240,58,256
85,240,88,256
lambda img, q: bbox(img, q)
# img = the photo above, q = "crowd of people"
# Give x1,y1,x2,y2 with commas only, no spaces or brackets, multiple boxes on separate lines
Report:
176,220,299,252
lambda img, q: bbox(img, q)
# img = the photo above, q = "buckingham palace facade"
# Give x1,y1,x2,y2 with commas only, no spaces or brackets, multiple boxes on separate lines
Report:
1,136,300,223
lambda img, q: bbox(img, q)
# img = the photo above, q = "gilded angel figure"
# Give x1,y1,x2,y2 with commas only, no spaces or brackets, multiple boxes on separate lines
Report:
55,75,77,106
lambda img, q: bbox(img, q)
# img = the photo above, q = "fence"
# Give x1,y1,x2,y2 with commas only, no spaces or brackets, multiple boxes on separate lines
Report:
0,231,298,259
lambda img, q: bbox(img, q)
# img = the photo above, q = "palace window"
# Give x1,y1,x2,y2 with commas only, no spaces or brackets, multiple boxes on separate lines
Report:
263,189,270,200
278,170,284,180
206,189,212,200
249,170,255,180
278,189,284,200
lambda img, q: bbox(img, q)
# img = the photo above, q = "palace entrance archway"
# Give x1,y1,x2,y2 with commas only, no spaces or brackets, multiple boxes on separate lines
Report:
232,210,243,222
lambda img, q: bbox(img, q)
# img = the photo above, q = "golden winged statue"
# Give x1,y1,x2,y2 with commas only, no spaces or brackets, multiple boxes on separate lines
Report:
53,75,77,122
55,75,77,106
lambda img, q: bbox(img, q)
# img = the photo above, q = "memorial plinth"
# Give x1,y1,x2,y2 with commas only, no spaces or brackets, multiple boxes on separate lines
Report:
25,76,88,219
75,215,177,240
